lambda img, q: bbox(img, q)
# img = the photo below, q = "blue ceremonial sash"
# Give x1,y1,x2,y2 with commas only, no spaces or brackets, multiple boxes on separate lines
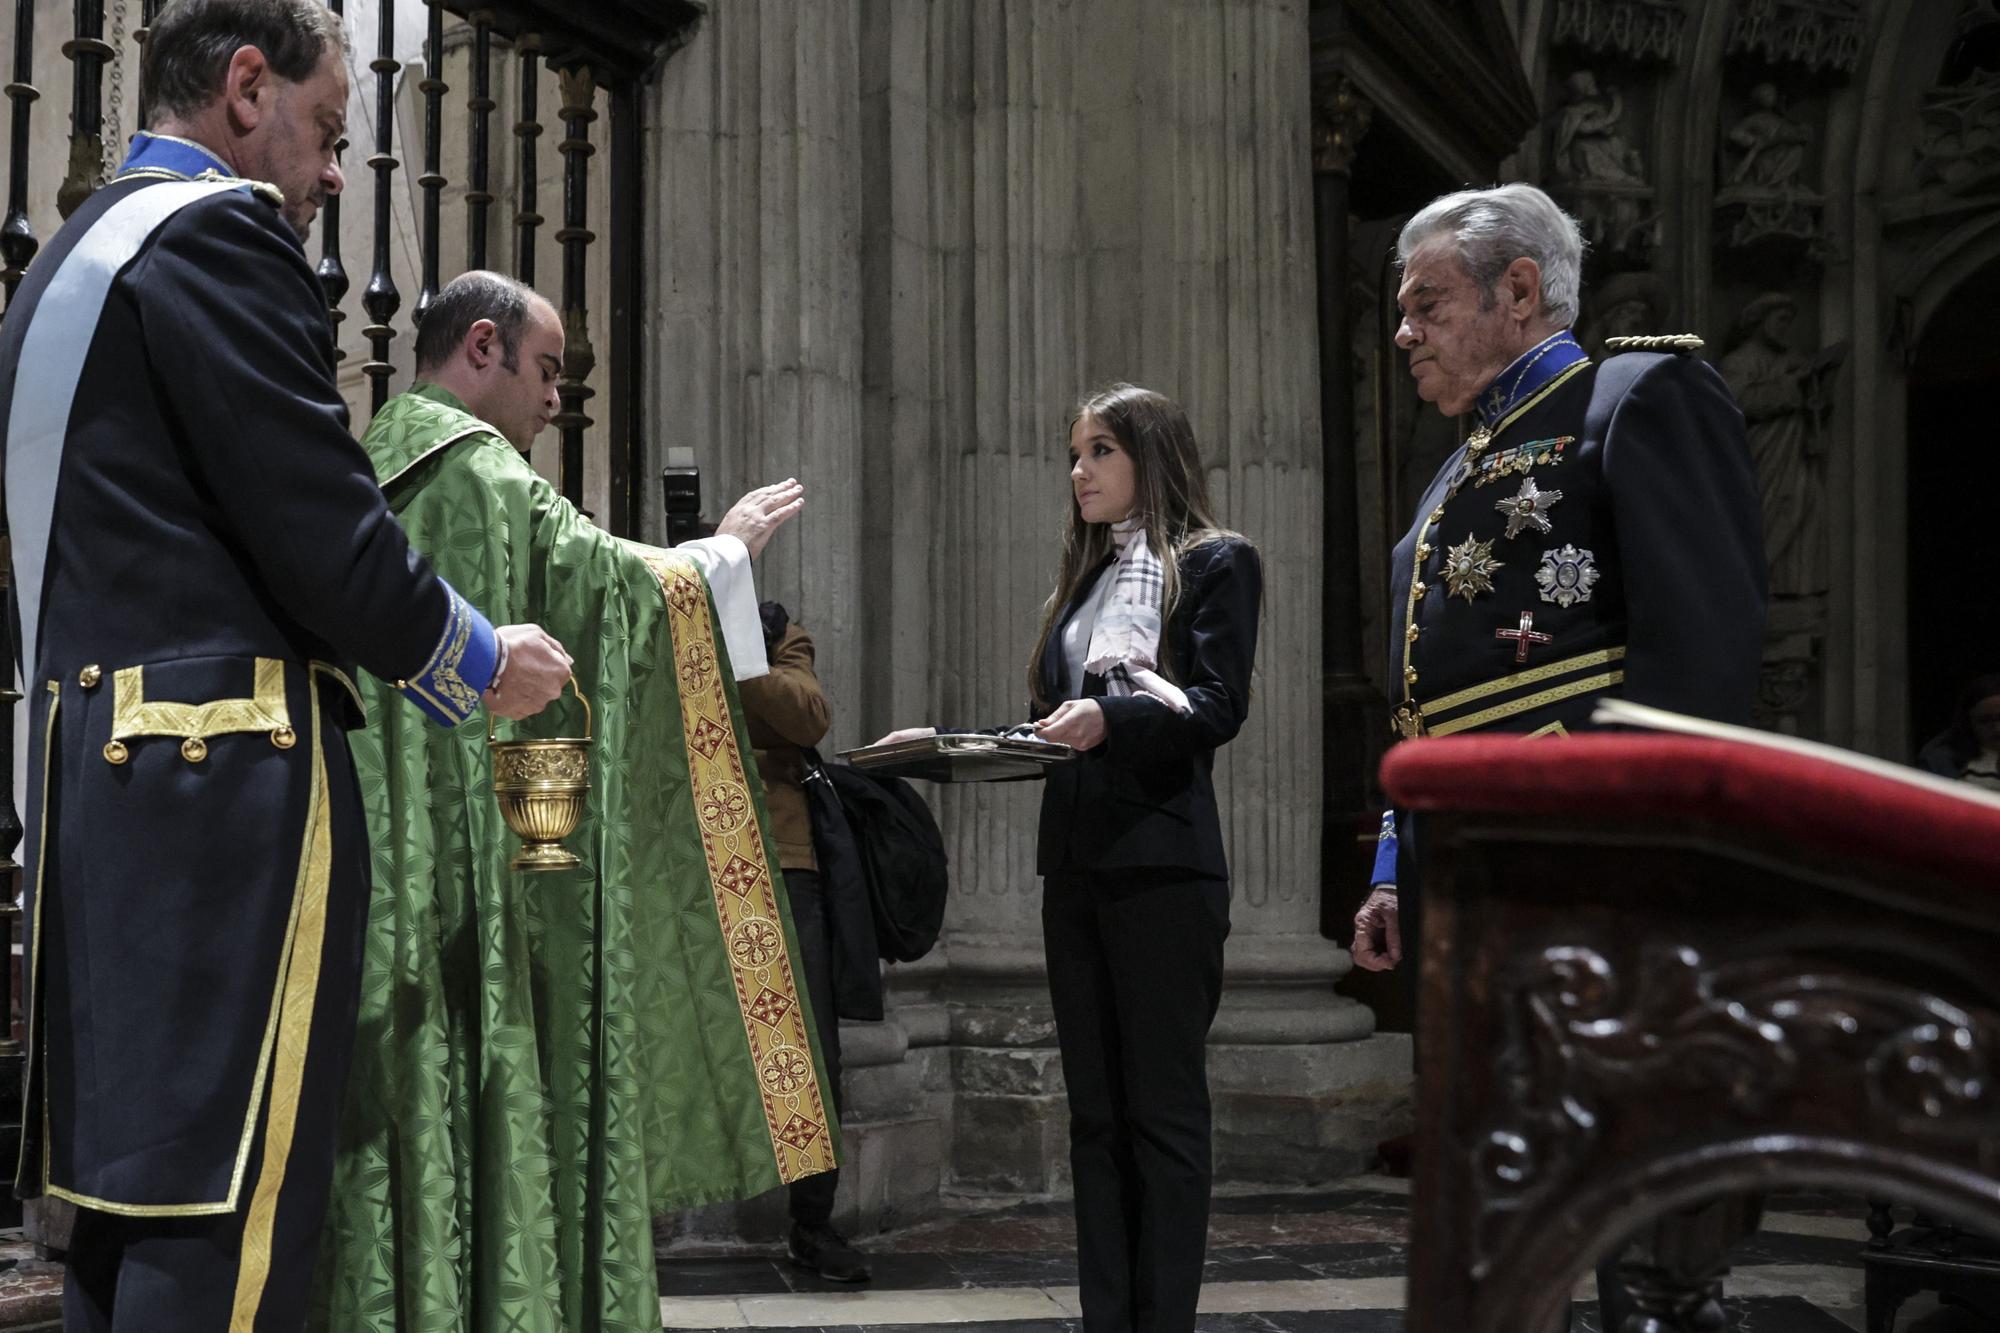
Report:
4,178,249,678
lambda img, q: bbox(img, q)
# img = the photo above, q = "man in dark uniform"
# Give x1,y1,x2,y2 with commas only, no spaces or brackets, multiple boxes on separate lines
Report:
0,2,571,1327
1351,180,1765,968
1347,183,1766,1329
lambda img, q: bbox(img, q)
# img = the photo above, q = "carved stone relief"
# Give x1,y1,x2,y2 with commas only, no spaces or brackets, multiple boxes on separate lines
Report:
1715,83,1824,258
1727,0,1866,79
1717,291,1845,735
1916,3,2000,198
1719,291,1842,603
1553,0,1689,66
1548,70,1659,264
1916,75,2000,197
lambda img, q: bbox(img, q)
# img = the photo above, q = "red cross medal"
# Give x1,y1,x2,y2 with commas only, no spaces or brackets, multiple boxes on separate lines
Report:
1495,611,1553,663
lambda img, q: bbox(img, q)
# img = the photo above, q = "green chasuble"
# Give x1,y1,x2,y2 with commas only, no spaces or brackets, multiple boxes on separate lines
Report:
309,384,837,1333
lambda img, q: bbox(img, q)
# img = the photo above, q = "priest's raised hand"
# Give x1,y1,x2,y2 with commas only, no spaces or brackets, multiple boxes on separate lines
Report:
717,478,808,558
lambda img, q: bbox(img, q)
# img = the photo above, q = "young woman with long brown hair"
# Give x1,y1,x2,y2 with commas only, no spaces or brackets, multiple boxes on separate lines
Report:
878,382,1261,1331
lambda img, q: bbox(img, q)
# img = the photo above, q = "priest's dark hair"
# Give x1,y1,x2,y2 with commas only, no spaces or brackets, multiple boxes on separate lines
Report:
414,271,541,376
142,0,349,125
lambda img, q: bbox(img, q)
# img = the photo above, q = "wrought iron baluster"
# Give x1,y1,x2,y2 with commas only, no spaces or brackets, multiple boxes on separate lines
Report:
362,0,400,415
59,0,113,218
607,83,639,536
316,0,348,354
513,33,540,286
414,1,444,328
465,9,493,270
2,0,41,305
134,0,160,131
0,0,35,1148
553,64,596,507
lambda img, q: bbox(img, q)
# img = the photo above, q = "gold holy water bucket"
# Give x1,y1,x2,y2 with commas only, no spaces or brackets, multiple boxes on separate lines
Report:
488,676,593,871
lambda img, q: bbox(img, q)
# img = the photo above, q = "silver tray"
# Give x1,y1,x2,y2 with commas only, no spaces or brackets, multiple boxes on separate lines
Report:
838,734,1076,783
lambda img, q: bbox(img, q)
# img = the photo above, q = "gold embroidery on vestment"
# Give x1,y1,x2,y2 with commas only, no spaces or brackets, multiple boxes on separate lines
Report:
642,552,837,1184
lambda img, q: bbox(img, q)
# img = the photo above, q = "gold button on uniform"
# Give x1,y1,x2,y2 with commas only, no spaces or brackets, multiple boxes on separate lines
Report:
181,737,208,763
1417,543,1432,560
1406,624,1420,642
271,726,297,750
1413,582,1428,599
1429,507,1445,524
1404,667,1419,686
79,664,102,689
103,741,129,765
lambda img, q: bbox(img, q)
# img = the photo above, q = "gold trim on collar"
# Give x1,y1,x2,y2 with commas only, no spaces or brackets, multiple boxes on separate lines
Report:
112,658,290,741
1421,646,1627,718
129,131,235,173
1488,356,1593,442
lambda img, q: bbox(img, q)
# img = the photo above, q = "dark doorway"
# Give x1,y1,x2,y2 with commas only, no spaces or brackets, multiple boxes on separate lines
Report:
1906,255,2000,753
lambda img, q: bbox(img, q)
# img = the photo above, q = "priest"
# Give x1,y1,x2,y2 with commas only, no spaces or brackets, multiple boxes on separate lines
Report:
309,272,837,1333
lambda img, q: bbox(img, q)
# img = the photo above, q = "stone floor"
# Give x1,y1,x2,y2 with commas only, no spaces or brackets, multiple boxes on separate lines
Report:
658,1176,1995,1333
0,1178,1986,1331
0,1234,60,1331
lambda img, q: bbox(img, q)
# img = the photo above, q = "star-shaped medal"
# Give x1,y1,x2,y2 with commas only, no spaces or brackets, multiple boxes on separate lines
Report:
1442,534,1504,604
1536,544,1600,608
1495,476,1563,540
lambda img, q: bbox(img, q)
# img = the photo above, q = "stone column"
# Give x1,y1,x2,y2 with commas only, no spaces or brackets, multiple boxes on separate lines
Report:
650,0,1407,1219
649,0,942,1236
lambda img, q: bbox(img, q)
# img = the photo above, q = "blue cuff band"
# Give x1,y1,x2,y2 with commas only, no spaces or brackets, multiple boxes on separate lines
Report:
1369,808,1399,888
399,580,498,727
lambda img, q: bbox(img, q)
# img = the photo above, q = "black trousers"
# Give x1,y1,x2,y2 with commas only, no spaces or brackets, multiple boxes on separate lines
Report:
783,869,844,1228
1043,871,1230,1333
61,728,373,1332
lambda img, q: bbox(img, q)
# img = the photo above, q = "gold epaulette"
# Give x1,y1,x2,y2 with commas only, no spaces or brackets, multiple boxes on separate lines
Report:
1604,333,1704,355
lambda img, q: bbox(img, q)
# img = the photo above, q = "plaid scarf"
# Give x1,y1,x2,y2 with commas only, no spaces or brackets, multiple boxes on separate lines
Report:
1084,520,1189,713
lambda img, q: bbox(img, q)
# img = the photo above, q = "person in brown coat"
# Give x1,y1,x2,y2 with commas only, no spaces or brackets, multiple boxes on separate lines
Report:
738,602,873,1282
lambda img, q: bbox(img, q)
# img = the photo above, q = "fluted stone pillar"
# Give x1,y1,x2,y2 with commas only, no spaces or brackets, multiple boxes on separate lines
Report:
650,0,1404,1224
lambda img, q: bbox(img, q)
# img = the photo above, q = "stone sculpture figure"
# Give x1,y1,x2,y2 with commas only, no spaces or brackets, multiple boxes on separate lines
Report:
1555,71,1648,185
1725,84,1813,192
1717,293,1845,599
1550,70,1657,258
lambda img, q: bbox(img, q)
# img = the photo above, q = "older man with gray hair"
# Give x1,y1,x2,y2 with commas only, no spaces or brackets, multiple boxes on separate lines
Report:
1352,183,1765,970
1350,179,1768,1332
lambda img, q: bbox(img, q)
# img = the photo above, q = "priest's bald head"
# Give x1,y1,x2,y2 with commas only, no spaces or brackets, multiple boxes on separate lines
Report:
414,272,565,452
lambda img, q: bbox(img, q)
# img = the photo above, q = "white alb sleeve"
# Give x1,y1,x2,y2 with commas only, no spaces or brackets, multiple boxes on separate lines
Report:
673,534,770,680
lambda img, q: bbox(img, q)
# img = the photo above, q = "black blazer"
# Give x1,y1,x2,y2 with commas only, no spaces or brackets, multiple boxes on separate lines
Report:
1032,536,1262,879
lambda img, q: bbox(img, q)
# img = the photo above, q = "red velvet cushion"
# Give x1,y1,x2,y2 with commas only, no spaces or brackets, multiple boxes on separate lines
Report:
1380,734,2000,891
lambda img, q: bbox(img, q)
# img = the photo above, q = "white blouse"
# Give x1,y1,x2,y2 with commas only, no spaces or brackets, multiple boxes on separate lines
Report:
1059,562,1117,700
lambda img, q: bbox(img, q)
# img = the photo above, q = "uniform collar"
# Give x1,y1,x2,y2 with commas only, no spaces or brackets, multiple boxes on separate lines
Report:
116,131,236,181
1473,329,1588,432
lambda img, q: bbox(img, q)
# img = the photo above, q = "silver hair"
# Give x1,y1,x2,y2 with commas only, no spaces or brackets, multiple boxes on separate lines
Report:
1395,184,1587,328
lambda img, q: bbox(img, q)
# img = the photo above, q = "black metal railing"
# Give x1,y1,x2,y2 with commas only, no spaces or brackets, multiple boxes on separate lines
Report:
0,0,700,1223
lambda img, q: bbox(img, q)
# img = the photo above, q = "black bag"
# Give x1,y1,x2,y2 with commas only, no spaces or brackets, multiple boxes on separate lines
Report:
805,752,951,968
801,757,885,1021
